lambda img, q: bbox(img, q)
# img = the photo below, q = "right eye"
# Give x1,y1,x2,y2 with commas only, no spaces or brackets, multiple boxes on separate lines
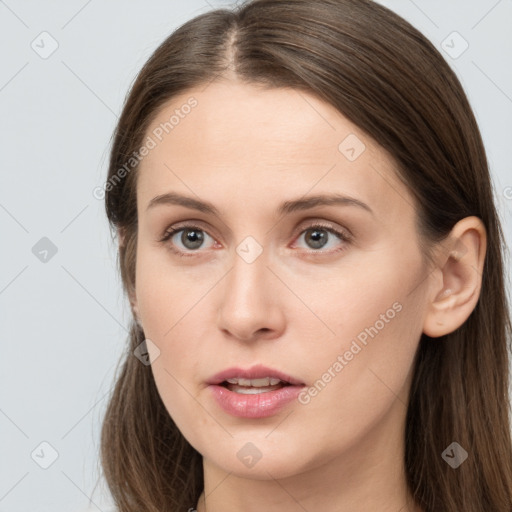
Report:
159,224,217,256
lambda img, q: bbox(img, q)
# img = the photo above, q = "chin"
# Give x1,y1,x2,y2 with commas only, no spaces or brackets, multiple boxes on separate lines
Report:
202,439,314,481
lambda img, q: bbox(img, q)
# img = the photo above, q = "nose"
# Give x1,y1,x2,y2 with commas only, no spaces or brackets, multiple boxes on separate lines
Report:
216,247,286,343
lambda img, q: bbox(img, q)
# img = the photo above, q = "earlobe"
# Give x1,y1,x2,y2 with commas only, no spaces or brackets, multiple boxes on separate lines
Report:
422,216,486,338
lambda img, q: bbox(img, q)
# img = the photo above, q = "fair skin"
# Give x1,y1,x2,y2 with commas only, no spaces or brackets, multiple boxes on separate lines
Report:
125,80,486,512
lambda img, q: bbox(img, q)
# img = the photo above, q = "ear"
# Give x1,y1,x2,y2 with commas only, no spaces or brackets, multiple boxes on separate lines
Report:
118,227,142,328
422,216,486,338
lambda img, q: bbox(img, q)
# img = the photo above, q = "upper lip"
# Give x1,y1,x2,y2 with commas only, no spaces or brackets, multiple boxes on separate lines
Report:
207,364,305,386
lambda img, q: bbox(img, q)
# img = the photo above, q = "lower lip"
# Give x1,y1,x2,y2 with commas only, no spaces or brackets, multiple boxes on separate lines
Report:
208,384,304,418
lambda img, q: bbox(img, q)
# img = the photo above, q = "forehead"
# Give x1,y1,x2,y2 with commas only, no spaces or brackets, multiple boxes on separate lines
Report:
136,80,413,220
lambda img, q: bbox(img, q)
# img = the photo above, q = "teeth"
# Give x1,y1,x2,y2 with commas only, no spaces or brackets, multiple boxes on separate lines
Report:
225,377,282,386
230,384,283,394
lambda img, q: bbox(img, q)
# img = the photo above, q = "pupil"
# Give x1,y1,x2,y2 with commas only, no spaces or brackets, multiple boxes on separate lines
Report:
307,228,327,249
182,229,204,249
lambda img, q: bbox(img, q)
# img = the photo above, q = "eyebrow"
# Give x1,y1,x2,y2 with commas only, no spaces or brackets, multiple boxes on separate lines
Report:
146,191,374,216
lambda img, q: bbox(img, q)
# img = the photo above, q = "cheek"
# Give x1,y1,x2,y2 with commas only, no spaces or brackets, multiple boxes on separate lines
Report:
295,250,425,409
149,357,208,452
292,298,422,462
134,247,211,397
288,252,418,348
134,244,215,340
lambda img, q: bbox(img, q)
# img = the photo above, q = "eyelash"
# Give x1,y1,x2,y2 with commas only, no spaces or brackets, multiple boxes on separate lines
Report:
158,222,352,258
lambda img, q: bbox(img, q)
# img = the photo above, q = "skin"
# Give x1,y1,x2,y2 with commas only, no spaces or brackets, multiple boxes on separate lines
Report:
126,79,486,512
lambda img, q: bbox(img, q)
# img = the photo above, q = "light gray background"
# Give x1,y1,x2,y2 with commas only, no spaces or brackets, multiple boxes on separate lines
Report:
1,1,511,511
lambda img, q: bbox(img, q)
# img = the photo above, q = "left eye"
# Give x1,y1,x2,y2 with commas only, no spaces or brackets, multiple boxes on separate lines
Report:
294,225,349,251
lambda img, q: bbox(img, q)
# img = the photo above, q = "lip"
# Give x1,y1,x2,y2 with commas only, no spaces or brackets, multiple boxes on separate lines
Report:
207,364,306,418
207,364,305,386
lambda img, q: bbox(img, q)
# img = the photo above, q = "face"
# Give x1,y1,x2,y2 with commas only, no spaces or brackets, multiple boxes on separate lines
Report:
133,80,431,479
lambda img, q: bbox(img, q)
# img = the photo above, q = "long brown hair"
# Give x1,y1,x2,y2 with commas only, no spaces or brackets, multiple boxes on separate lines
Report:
98,0,512,510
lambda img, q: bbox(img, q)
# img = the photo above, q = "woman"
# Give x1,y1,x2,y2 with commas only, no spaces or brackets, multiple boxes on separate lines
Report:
99,0,512,510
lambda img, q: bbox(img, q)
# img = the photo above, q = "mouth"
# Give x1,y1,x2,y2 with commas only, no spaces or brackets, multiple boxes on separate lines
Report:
219,377,292,394
207,364,306,418
207,364,305,389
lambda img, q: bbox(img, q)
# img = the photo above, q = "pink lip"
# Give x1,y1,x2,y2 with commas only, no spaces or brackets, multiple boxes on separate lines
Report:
207,364,304,386
207,364,305,418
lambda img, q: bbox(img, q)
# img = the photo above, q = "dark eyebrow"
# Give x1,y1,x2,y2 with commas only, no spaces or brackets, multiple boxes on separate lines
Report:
146,191,373,216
